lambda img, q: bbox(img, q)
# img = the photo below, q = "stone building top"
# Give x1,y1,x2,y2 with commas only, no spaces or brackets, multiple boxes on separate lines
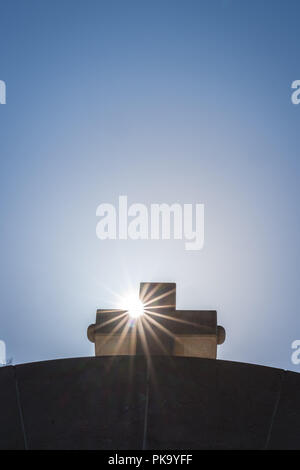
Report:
88,282,225,359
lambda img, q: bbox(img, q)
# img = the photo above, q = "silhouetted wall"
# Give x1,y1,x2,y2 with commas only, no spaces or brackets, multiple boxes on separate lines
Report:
0,356,299,449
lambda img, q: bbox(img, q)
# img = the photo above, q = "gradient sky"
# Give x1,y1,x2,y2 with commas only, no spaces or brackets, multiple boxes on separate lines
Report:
0,0,299,371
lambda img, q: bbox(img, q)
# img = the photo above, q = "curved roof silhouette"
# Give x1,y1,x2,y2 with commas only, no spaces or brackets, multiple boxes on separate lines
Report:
0,356,299,449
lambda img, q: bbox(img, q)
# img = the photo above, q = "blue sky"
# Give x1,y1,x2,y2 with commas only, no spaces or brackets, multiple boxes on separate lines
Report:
0,0,299,371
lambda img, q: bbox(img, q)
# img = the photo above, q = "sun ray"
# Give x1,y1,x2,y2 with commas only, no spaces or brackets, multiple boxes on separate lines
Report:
143,287,176,308
142,316,170,356
94,311,128,332
129,323,138,355
141,283,162,304
144,304,175,310
139,282,150,303
136,317,151,360
144,309,200,328
114,320,132,355
96,315,128,348
143,312,177,340
103,318,134,372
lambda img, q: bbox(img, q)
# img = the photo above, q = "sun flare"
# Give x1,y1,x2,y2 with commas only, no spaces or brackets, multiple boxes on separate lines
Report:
123,294,145,319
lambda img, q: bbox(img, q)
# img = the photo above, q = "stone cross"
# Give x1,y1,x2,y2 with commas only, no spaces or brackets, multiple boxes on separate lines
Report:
87,282,225,359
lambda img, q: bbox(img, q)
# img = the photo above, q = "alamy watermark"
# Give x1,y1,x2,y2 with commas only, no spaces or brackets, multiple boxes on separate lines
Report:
0,340,6,366
291,340,300,365
0,80,6,104
291,80,300,105
96,196,204,251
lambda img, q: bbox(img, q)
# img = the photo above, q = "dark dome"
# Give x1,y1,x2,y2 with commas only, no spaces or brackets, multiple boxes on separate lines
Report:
0,356,299,449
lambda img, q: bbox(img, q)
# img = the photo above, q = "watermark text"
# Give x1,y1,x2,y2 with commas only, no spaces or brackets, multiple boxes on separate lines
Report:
0,340,6,366
0,80,6,104
291,340,300,365
291,80,300,104
96,196,204,251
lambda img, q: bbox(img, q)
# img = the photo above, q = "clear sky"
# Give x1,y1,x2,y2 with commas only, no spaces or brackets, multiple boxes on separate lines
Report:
0,0,299,371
